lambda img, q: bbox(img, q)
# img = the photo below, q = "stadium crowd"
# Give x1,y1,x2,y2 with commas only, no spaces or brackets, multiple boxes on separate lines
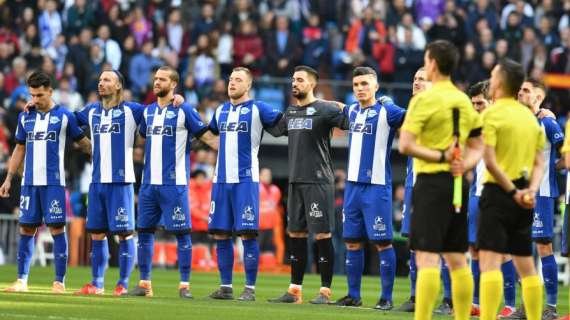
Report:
0,0,569,277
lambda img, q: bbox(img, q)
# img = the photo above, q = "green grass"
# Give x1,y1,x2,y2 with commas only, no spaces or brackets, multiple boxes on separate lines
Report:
0,265,567,320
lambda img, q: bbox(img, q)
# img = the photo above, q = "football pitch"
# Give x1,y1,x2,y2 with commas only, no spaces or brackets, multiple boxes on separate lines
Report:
0,265,568,320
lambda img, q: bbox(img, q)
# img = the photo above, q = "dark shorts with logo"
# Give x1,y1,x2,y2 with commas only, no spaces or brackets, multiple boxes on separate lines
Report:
287,183,334,234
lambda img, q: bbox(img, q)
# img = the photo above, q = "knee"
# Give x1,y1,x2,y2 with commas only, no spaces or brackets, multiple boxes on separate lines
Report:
118,233,134,241
314,232,331,240
213,234,231,241
345,242,363,250
49,226,65,236
536,242,553,257
241,234,256,241
469,246,479,260
91,233,107,241
288,232,308,239
20,226,37,236
375,242,393,251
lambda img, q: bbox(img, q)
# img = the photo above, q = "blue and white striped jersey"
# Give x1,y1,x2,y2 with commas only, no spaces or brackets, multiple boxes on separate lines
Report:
139,102,207,185
344,101,406,185
209,100,281,183
16,105,85,186
538,117,564,198
470,159,485,197
404,156,415,188
76,101,144,184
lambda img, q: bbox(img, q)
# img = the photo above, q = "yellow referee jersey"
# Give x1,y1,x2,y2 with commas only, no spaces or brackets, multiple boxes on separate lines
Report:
562,122,570,154
481,98,545,183
401,80,483,174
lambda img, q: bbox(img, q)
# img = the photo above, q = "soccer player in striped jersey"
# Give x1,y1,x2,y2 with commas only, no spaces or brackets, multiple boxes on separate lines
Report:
129,66,217,298
74,70,184,296
207,67,282,301
332,67,405,310
0,70,91,293
398,67,432,313
511,79,564,320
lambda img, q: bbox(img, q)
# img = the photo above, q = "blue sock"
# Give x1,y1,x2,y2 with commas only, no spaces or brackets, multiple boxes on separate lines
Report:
137,233,154,281
176,234,192,283
52,233,68,283
471,259,480,305
501,260,516,307
17,234,34,280
117,237,135,288
216,239,234,286
91,239,109,288
346,249,364,299
379,247,396,301
541,255,558,306
409,251,417,298
441,261,451,300
242,238,259,287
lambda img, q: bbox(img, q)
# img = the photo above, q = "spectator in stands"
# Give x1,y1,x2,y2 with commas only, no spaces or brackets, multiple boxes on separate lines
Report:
128,40,162,98
0,72,6,106
101,4,129,44
528,43,548,76
539,16,561,51
228,0,260,30
393,28,423,105
189,169,214,270
38,0,62,50
561,1,570,32
265,15,301,77
233,20,264,75
372,31,395,80
93,24,122,70
4,57,27,94
85,43,104,92
130,6,153,48
345,6,386,56
385,0,407,29
466,0,498,38
500,0,534,29
52,76,84,111
480,50,496,79
119,36,136,87
0,24,20,56
301,13,327,70
18,24,39,57
66,28,92,96
216,22,234,79
165,9,186,56
259,0,301,30
457,42,486,88
192,3,217,43
397,13,426,50
187,34,219,97
520,27,538,72
66,0,94,36
182,75,199,109
45,34,67,74
501,11,524,52
415,0,446,27
476,27,495,55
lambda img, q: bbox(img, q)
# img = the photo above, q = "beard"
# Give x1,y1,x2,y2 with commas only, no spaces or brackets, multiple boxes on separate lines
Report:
155,87,170,97
292,89,307,100
229,90,245,100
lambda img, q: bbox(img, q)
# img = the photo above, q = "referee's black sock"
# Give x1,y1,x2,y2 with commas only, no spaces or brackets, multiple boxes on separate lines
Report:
316,238,334,288
289,237,308,286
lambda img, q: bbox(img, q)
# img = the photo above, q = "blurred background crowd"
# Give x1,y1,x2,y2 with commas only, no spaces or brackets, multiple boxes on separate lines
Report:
0,0,569,273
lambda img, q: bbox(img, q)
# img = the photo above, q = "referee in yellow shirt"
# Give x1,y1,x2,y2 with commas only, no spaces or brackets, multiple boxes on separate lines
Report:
477,59,546,320
399,40,484,320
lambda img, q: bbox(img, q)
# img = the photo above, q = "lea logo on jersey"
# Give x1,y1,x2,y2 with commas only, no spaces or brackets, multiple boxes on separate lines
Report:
349,122,373,134
288,118,313,130
93,123,120,134
220,121,248,132
146,125,174,136
26,131,57,141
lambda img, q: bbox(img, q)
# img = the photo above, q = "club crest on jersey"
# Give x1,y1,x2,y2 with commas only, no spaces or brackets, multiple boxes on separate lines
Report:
220,121,248,132
49,117,61,124
306,107,316,115
349,122,373,134
49,200,63,215
93,123,120,134
147,125,174,136
115,207,129,222
27,131,57,141
288,118,312,130
172,206,185,221
367,109,378,118
112,109,123,118
309,202,323,218
373,216,386,231
242,206,255,221
165,111,177,119
240,107,250,115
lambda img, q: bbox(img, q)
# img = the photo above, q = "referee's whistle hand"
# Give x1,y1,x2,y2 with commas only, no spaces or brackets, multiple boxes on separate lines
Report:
513,189,535,210
450,158,464,176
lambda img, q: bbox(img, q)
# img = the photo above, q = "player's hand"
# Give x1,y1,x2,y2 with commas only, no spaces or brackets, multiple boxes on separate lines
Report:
23,101,35,113
450,157,464,176
378,96,393,105
537,108,556,119
513,189,535,209
172,94,185,107
0,180,11,198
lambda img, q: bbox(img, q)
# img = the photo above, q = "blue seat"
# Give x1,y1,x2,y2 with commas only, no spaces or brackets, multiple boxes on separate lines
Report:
256,87,285,110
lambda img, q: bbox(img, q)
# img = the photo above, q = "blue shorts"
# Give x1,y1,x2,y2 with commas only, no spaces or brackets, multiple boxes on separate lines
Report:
342,182,393,243
562,206,568,256
468,195,480,245
19,185,66,227
532,196,554,241
138,184,191,233
208,182,259,235
86,183,134,234
401,186,413,237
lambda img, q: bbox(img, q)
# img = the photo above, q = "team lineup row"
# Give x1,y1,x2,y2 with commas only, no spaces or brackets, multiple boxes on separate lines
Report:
1,39,568,320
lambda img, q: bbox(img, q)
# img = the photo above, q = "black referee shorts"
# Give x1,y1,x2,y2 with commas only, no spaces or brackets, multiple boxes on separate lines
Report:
410,172,469,253
477,179,533,256
287,183,334,234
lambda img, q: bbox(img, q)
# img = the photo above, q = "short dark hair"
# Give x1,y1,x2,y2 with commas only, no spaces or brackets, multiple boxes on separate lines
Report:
497,59,525,97
294,65,319,81
468,81,489,99
158,65,180,84
26,70,52,89
425,40,459,76
525,78,546,93
352,66,377,78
